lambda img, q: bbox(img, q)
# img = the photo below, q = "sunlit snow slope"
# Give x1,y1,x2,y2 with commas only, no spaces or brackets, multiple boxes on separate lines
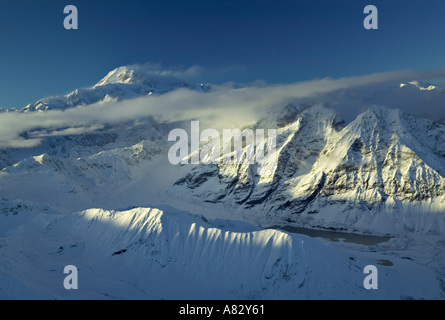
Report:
0,204,442,299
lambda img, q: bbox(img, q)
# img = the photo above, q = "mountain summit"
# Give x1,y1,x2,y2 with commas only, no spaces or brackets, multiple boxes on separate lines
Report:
95,66,154,87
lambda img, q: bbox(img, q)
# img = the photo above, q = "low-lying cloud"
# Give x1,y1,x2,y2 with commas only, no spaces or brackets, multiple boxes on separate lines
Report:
0,67,444,149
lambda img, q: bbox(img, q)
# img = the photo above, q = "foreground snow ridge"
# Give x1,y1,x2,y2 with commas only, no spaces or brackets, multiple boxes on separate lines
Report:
0,205,442,299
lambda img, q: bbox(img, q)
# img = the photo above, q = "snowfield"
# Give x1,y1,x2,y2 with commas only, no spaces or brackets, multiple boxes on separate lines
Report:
0,204,443,299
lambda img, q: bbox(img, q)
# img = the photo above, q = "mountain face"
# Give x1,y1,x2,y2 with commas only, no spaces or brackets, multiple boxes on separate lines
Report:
170,105,445,234
171,104,343,206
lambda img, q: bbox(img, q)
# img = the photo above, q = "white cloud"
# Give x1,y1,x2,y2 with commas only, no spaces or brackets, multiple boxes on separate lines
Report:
125,62,246,84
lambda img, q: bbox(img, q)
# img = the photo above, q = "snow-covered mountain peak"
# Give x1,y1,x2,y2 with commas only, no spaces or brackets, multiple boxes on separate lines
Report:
94,66,209,92
357,105,400,123
264,103,305,127
400,80,437,91
95,66,154,87
255,104,342,132
21,66,210,112
348,105,410,134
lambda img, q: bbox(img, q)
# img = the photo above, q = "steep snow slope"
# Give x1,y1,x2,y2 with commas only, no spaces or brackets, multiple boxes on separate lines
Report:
0,203,442,299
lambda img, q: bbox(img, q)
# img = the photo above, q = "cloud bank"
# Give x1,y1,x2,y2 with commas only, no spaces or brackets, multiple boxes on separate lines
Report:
0,67,444,149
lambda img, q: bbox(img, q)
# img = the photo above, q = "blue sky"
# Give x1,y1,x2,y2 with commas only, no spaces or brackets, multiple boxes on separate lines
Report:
1,0,445,108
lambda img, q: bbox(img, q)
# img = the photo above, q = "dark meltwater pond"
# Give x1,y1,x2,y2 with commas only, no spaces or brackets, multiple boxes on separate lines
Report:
270,225,392,246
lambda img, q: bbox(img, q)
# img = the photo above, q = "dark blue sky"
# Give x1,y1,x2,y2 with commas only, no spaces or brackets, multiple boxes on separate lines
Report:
1,0,444,108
